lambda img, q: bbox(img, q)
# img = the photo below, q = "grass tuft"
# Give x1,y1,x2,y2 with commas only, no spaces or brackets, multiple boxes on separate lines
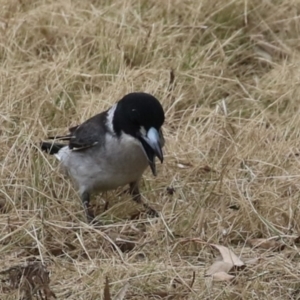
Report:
1,0,300,298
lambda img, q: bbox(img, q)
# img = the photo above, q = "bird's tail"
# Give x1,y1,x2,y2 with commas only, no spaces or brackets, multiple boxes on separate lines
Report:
40,142,65,155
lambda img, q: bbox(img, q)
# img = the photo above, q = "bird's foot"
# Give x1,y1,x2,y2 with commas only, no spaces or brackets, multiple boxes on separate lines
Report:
143,204,159,218
84,205,102,227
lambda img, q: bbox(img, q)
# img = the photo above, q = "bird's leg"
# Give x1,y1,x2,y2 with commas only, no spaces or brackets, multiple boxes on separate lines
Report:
81,191,95,223
129,182,159,217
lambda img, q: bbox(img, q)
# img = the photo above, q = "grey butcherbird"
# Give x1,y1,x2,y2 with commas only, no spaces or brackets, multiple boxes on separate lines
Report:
41,92,165,223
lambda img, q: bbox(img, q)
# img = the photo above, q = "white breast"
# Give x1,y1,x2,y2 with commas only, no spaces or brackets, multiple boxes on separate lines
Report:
56,133,148,195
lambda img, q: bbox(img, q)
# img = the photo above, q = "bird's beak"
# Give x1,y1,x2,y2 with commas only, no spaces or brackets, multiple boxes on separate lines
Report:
143,127,164,162
140,127,164,176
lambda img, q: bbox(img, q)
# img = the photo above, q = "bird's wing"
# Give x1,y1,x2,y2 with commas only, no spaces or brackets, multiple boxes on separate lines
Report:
49,112,108,151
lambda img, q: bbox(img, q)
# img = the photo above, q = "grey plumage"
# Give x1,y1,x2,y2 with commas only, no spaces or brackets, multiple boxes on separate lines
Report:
41,92,165,223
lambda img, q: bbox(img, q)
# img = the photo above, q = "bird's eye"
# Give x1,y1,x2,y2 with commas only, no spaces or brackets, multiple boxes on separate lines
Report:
131,109,140,124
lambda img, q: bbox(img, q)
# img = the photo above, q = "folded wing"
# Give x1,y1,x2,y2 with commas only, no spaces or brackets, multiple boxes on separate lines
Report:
48,113,107,151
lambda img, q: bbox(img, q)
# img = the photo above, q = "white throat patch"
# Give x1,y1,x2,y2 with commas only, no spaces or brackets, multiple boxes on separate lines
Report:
106,104,117,133
139,126,146,137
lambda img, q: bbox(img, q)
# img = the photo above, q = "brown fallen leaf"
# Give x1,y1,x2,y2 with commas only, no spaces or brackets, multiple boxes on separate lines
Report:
247,239,285,251
104,277,112,300
212,272,235,282
0,260,56,299
205,261,233,277
210,244,245,267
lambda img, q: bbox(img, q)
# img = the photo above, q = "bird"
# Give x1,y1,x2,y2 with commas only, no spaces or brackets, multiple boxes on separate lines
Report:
41,92,165,223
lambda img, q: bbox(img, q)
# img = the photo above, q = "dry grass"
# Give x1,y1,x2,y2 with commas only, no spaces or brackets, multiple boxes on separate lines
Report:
1,0,300,299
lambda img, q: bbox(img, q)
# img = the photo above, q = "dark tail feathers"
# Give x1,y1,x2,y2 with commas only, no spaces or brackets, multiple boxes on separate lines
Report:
40,142,65,155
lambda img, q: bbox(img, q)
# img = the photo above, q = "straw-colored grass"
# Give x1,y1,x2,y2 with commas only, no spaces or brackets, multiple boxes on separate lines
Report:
1,0,300,299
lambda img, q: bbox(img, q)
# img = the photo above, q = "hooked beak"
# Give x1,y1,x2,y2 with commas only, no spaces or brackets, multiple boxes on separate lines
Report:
140,127,164,176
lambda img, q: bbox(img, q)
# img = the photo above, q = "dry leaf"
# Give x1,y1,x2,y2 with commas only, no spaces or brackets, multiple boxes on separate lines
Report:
205,261,233,276
212,272,235,282
0,260,56,299
211,244,245,267
104,277,112,300
247,239,285,251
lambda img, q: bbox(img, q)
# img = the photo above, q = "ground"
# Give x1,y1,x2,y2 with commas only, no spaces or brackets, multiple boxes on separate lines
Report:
1,0,300,299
